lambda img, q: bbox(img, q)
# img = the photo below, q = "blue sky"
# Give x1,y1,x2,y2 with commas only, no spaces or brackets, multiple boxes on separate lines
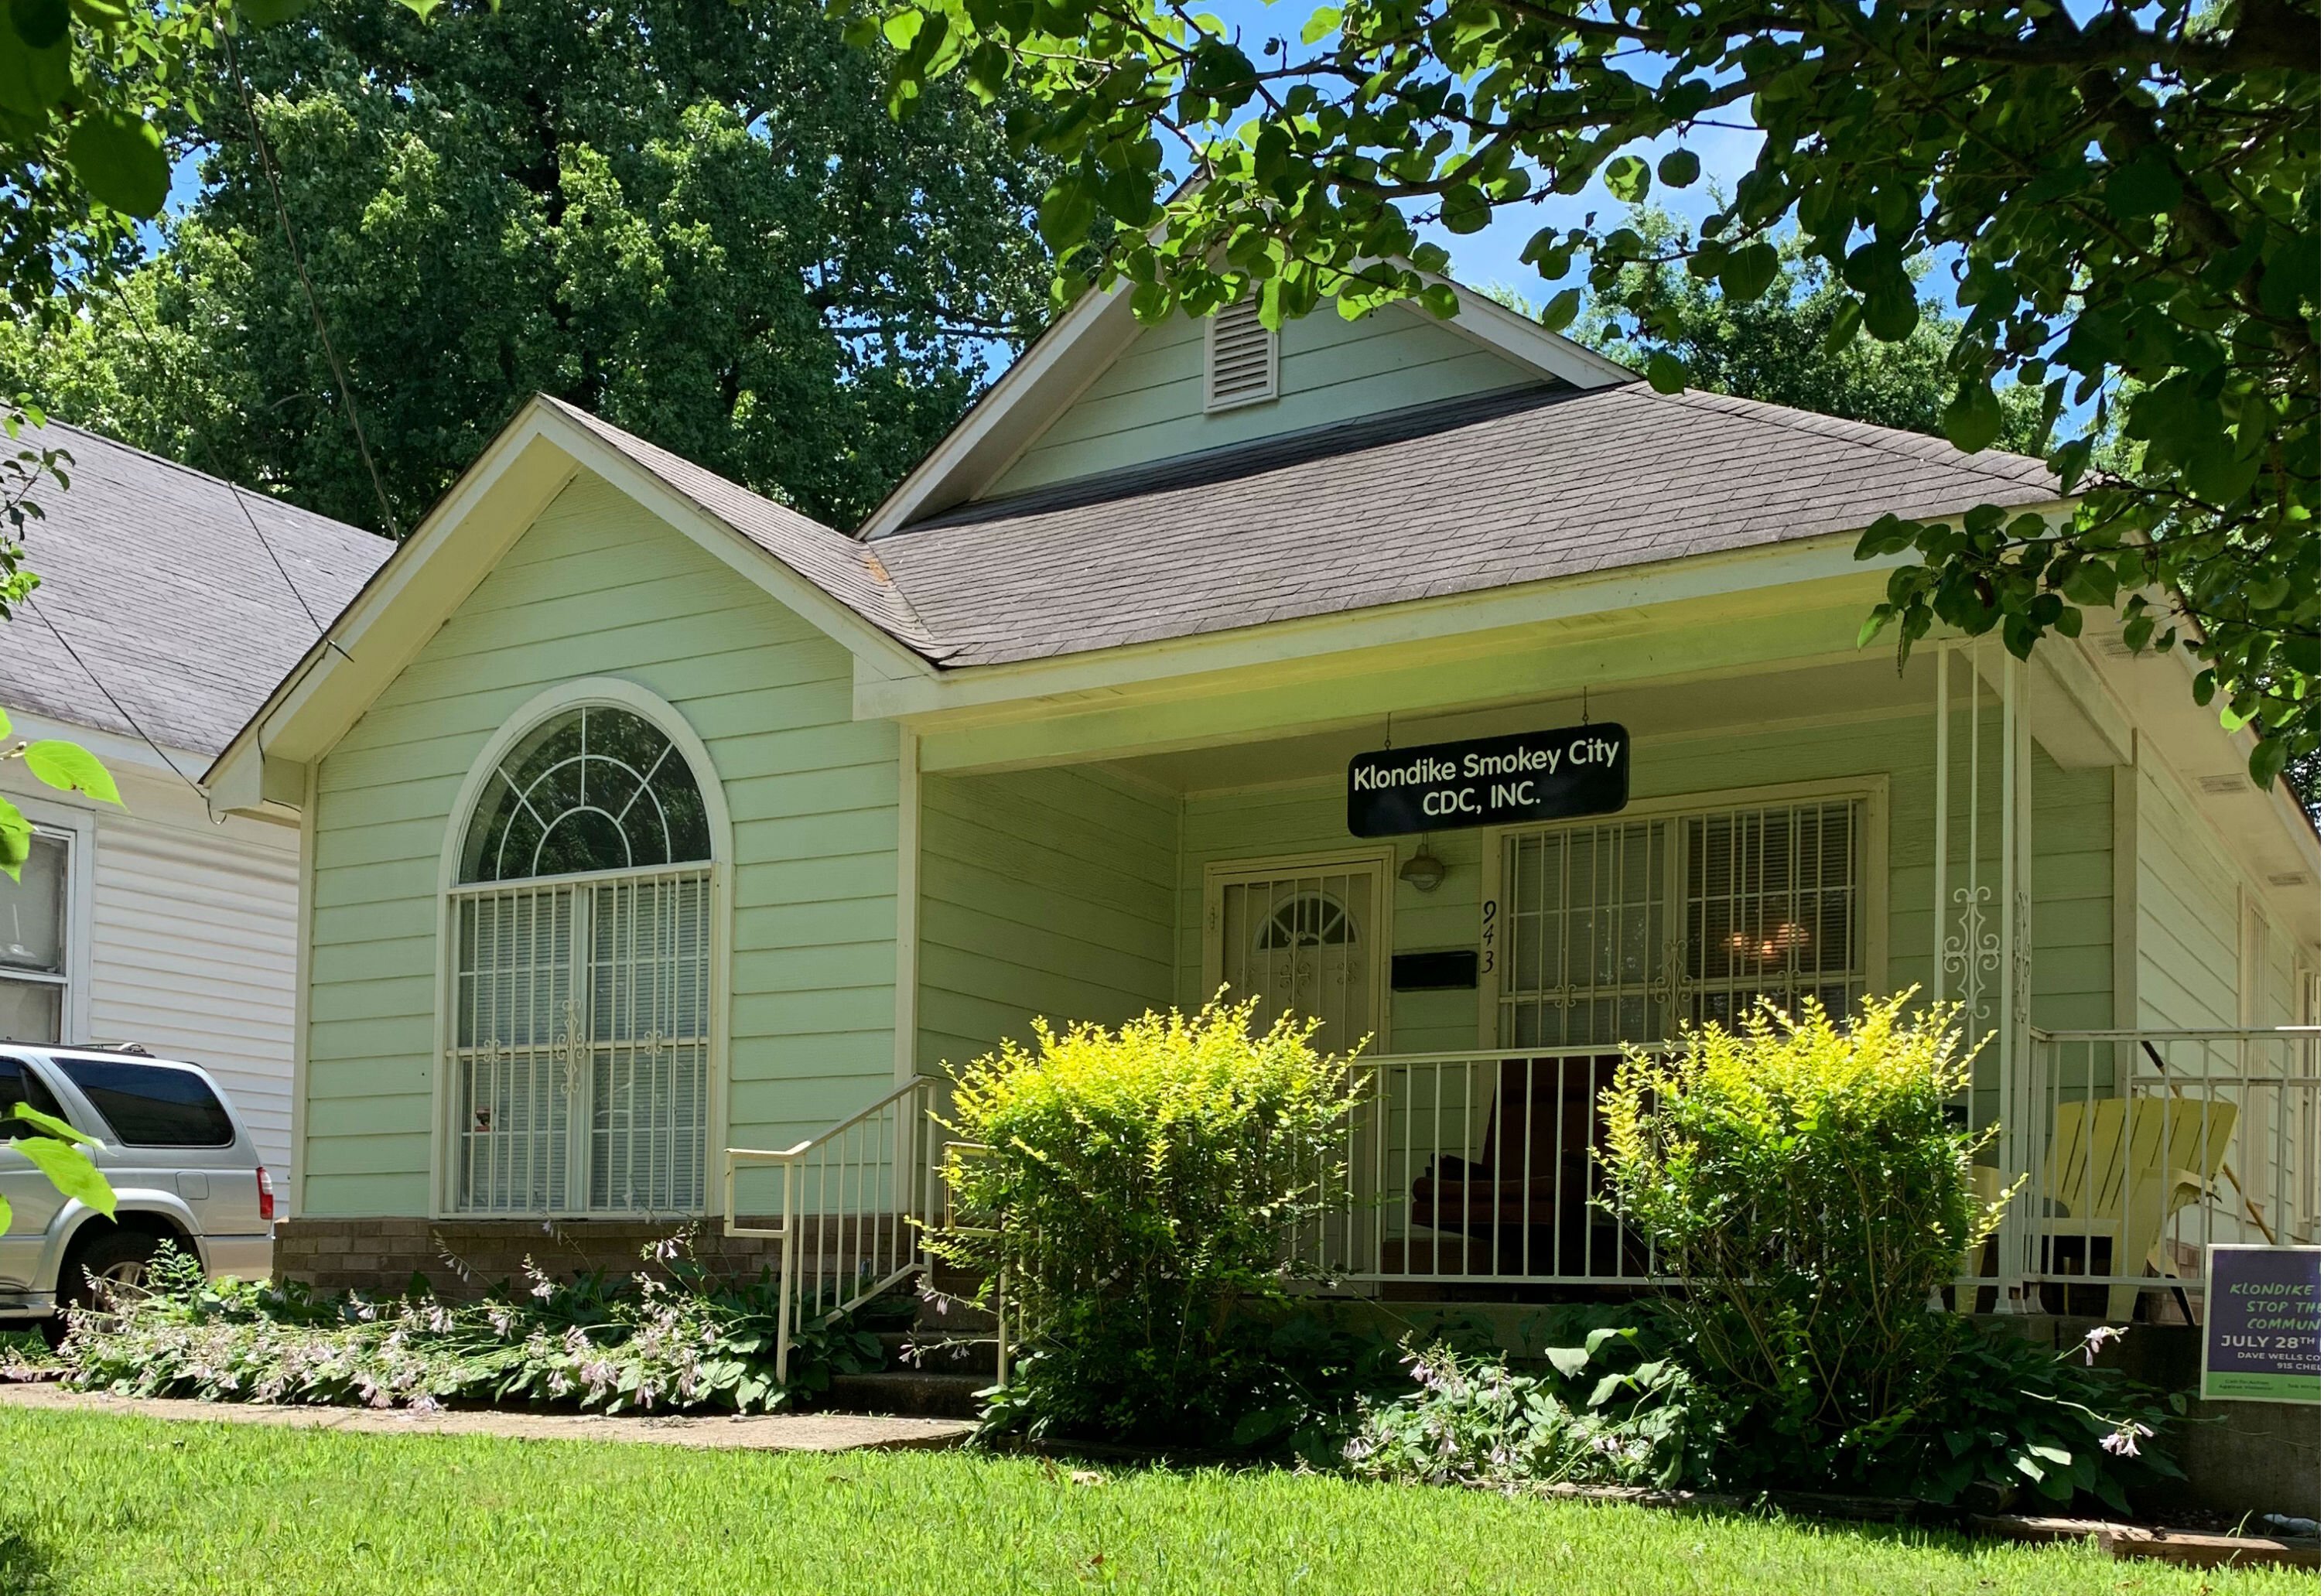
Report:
1191,0,1767,307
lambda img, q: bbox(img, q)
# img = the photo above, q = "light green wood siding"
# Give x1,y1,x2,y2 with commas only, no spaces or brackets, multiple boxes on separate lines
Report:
2134,757,2244,1028
1171,714,2113,1053
917,766,1178,1071
304,473,901,1217
989,305,1540,497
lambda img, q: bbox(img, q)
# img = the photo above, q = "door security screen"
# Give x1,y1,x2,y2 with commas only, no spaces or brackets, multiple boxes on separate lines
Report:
1205,856,1388,1059
1348,724,1629,838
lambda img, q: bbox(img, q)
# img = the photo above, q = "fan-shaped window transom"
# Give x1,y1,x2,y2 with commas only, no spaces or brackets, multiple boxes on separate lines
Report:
459,706,711,884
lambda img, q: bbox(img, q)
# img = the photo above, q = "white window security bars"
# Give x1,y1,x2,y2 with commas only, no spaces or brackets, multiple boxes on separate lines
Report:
448,865,713,1216
723,1076,944,1386
1497,798,1868,1049
447,702,718,1217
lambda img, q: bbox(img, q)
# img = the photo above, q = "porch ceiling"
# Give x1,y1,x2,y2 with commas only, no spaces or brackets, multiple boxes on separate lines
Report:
1106,651,1943,794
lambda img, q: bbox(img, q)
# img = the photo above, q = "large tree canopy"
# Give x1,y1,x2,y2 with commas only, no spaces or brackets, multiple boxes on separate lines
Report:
1570,211,2049,454
6,0,1059,534
872,0,2319,788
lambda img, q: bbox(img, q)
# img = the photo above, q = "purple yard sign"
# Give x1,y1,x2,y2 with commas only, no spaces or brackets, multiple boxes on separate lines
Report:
2201,1245,2322,1404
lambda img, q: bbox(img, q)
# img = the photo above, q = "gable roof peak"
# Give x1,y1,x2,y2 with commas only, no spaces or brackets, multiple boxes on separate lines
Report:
854,269,1635,542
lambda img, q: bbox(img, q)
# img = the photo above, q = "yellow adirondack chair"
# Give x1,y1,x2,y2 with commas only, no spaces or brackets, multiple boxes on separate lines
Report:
2039,1095,2238,1318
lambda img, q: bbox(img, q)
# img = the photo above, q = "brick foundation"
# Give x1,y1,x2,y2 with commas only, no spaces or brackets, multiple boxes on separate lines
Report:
274,1217,796,1298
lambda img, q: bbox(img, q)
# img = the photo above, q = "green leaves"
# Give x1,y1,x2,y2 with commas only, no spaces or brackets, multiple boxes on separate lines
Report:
9,1103,112,1218
1603,154,1650,204
1643,351,1687,393
2102,153,2182,220
7,0,67,49
1656,149,1699,188
64,113,169,218
16,1134,114,1216
1940,379,2004,454
0,796,30,883
1439,183,1491,234
12,1102,89,1145
1716,241,1779,303
1544,1343,1591,1378
25,739,122,805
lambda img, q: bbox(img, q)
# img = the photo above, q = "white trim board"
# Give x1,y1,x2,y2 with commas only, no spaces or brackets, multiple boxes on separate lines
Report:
203,399,942,818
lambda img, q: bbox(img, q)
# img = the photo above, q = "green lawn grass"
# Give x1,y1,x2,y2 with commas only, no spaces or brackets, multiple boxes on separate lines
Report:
0,1406,2305,1595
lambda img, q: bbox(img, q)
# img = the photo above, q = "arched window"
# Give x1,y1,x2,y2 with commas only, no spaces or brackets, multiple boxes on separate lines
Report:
458,706,711,883
1256,893,1357,951
445,699,717,1218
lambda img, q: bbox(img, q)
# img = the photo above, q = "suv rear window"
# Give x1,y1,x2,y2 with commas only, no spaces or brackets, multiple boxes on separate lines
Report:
53,1058,234,1148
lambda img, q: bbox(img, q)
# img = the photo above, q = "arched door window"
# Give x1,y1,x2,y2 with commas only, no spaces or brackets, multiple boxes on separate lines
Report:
446,704,716,1218
1206,861,1386,1059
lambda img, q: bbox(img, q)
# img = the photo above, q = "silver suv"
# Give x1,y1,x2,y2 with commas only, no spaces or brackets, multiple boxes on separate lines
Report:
0,1045,274,1340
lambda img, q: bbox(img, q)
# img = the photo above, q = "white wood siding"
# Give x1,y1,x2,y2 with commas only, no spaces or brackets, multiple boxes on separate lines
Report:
2,758,299,1180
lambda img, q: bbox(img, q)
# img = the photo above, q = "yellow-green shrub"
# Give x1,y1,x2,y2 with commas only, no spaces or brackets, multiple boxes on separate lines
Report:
929,996,1359,1442
1598,991,2004,1475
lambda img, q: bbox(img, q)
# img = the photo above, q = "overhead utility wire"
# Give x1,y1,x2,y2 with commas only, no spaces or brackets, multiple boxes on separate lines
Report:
24,596,206,791
223,24,400,542
104,279,353,666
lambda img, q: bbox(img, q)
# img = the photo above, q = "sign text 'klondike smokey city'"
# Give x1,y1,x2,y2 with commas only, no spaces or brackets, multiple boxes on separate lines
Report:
1347,723,1630,838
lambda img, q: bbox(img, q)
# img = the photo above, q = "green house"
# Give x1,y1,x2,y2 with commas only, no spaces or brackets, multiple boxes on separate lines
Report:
205,280,2320,1315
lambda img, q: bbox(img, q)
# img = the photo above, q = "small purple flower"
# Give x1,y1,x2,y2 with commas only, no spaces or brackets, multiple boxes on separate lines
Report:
2100,1421,2152,1458
2080,1325,2125,1365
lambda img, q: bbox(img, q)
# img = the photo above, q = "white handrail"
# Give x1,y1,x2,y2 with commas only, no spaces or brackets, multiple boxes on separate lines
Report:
721,1075,941,1386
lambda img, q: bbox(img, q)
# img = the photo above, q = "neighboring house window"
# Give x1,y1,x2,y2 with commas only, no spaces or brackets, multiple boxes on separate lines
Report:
0,832,70,1044
447,705,714,1216
1498,798,1866,1048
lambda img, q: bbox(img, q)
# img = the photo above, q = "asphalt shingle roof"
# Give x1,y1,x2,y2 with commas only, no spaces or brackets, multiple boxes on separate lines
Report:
542,398,945,658
511,381,2063,675
867,381,2060,667
1,421,390,757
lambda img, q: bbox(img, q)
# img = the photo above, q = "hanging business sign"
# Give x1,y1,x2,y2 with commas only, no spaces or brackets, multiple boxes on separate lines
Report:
2200,1245,2320,1403
1347,723,1630,839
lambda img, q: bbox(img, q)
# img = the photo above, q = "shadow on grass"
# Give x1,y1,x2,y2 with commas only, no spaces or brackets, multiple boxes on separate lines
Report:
0,1520,58,1594
983,1438,2082,1569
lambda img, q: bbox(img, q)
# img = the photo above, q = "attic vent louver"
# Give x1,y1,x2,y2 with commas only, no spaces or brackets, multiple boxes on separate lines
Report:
1205,299,1279,412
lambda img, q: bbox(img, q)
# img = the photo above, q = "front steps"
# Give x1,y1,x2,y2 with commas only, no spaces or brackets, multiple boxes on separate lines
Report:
809,1287,1000,1420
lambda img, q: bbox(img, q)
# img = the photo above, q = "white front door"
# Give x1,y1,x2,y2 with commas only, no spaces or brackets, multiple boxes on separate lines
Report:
1204,853,1390,1058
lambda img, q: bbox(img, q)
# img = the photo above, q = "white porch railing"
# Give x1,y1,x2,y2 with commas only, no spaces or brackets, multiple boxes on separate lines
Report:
1308,1047,1662,1286
720,1026,2319,1373
721,1076,942,1385
1311,1030,2321,1304
1974,1027,2322,1315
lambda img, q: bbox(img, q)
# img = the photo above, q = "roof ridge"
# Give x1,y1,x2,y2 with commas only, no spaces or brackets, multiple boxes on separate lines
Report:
1656,388,2057,494
906,383,1581,532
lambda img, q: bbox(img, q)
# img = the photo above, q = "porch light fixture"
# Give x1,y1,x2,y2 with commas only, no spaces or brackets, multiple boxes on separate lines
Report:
1400,842,1447,893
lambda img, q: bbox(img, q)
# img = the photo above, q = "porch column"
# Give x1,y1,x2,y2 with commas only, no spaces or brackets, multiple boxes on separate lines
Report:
1995,650,2036,1300
1932,641,2037,1304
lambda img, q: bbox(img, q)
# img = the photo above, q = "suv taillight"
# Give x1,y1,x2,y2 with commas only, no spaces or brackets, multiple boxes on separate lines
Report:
256,1165,276,1223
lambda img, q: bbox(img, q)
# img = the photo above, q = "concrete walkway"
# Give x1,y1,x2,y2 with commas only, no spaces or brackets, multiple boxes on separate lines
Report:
0,1379,975,1453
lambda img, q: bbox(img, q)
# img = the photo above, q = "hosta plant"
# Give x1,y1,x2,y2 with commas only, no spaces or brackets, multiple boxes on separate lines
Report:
63,1233,887,1413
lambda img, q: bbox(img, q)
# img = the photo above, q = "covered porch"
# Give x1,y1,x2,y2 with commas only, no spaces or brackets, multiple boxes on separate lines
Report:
729,618,2320,1347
